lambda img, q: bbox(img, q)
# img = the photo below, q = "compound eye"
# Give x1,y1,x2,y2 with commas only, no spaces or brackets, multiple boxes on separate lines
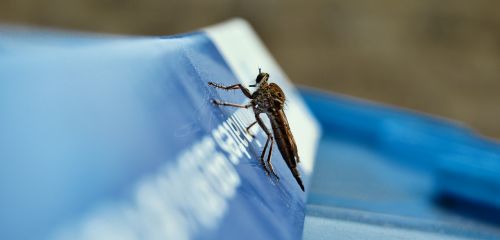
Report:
256,73,265,83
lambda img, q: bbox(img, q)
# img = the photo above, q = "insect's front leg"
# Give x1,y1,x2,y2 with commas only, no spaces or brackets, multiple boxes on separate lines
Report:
255,113,279,179
211,100,252,109
208,82,253,99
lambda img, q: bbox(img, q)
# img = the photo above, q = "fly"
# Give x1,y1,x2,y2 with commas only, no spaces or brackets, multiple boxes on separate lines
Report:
208,69,305,191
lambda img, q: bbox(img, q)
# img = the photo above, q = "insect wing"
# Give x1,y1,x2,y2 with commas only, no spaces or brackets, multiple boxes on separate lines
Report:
273,109,300,165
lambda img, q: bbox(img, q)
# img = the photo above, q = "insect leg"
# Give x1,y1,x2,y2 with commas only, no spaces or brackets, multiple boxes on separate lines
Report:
208,82,252,99
211,100,252,109
255,113,274,177
245,121,257,138
265,136,279,179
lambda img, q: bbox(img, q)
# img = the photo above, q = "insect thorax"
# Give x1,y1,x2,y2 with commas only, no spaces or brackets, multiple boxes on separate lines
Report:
252,83,286,113
268,83,286,103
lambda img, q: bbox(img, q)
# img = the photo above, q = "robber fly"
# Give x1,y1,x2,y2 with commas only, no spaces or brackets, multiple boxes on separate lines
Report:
208,69,304,191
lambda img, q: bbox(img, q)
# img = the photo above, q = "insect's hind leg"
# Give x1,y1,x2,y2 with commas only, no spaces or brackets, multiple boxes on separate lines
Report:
255,114,279,179
265,137,279,179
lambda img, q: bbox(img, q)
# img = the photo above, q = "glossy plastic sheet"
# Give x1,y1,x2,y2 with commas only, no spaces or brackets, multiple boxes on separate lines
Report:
0,20,320,240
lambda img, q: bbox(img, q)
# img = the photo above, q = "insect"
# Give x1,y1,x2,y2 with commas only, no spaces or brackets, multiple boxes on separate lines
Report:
208,69,304,191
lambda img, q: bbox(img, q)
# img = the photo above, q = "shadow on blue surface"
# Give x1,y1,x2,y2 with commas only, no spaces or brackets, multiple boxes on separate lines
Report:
435,193,500,227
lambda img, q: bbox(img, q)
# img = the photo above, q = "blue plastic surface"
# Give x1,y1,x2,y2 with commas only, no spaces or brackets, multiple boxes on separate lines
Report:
0,24,312,239
2,21,500,240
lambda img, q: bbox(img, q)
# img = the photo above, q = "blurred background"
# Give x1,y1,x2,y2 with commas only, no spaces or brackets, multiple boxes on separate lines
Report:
1,0,499,139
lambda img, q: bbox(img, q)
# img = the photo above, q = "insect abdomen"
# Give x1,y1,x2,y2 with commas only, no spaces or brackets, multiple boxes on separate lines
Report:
269,112,304,191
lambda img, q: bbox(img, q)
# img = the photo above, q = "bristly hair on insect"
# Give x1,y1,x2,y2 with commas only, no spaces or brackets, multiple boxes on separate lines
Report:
208,69,304,191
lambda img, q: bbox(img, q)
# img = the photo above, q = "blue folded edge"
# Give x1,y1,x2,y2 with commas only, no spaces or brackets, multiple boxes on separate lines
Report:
0,20,320,240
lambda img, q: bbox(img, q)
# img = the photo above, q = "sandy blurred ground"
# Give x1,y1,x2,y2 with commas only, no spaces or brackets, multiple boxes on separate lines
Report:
1,0,499,139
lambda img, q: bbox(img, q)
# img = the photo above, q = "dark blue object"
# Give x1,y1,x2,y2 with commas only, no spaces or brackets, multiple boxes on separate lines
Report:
301,89,500,239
